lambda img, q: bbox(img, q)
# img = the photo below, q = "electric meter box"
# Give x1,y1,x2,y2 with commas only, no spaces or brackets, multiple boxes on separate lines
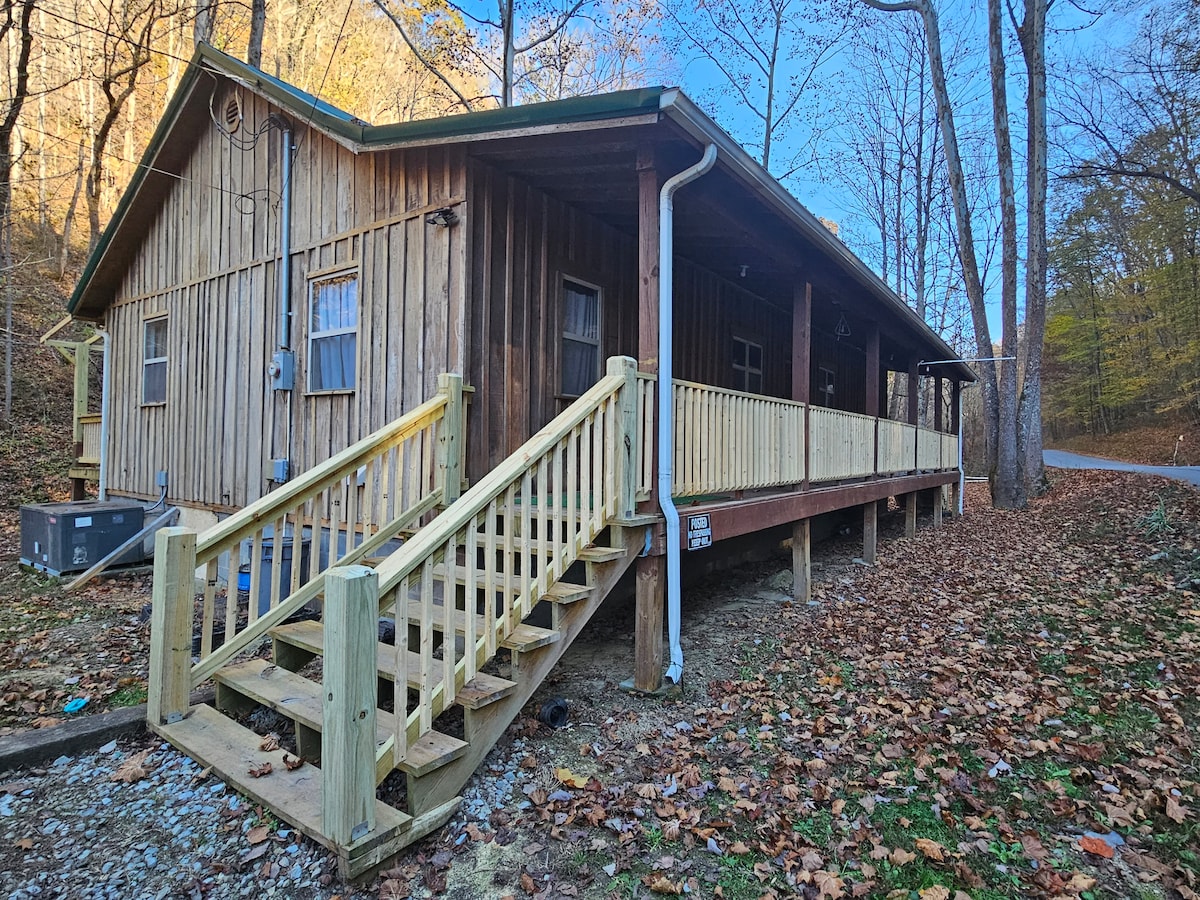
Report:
19,500,146,576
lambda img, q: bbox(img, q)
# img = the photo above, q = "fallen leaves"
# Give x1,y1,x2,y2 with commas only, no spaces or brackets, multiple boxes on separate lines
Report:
247,762,272,778
258,733,281,752
1079,834,1115,859
110,749,150,784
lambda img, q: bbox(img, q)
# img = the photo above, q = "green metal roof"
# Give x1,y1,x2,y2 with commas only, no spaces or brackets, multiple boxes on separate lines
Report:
68,43,664,317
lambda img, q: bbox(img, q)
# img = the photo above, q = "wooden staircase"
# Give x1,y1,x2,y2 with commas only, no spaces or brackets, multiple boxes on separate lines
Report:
146,358,653,879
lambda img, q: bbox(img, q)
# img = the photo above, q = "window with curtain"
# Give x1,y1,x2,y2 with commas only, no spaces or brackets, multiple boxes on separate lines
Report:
143,316,167,405
732,335,763,394
308,272,358,392
562,279,600,397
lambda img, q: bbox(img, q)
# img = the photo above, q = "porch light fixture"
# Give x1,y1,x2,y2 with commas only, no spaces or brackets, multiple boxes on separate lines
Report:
425,207,458,227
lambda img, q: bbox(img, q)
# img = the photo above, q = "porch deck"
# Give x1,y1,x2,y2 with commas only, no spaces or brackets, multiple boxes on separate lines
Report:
145,360,959,878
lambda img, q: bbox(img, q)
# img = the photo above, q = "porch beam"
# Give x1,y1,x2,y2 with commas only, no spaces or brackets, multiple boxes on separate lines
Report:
674,472,957,548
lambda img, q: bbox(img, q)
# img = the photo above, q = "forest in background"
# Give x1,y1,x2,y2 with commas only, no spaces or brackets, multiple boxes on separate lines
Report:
0,0,1193,500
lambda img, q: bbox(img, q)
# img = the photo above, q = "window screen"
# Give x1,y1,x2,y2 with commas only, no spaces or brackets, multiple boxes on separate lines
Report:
309,273,358,392
562,279,600,397
143,317,167,404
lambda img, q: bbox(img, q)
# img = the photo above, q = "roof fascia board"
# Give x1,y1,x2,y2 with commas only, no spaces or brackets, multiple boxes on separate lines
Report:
360,111,660,153
658,89,975,383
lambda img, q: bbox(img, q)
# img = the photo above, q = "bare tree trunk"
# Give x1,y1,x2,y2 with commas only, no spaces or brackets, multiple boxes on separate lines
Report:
247,0,265,66
987,0,1024,507
57,142,83,279
1017,0,1048,495
1,0,33,423
860,0,1001,483
501,0,515,106
194,0,214,46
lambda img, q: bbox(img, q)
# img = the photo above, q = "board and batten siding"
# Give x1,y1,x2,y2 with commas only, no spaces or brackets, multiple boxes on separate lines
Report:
104,86,466,511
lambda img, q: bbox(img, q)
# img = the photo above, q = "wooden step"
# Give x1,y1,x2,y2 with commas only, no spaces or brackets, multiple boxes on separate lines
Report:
270,619,516,710
542,581,593,604
155,703,413,878
503,623,559,652
577,546,626,564
213,659,467,779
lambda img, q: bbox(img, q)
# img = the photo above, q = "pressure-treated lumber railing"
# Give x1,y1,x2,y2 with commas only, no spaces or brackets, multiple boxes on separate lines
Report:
147,374,464,716
370,357,639,765
916,427,942,470
78,414,103,466
808,407,877,482
669,379,805,496
877,419,916,475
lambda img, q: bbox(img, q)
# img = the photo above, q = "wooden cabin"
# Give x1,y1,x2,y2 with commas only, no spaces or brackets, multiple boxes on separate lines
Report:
69,45,973,877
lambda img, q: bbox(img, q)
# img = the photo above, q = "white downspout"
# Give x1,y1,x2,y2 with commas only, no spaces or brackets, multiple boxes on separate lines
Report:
957,385,964,516
98,327,112,501
659,144,717,685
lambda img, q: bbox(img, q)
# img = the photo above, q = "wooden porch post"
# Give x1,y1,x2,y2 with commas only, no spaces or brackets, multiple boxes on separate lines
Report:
436,373,464,505
793,282,811,487
147,527,197,726
322,565,379,846
865,324,880,475
792,519,810,603
908,360,920,470
862,502,877,565
905,492,917,538
931,487,944,527
934,376,944,432
634,144,664,693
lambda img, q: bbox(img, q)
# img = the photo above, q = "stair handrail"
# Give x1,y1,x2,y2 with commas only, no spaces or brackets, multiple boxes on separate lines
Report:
371,356,639,761
373,359,636,596
145,376,466,718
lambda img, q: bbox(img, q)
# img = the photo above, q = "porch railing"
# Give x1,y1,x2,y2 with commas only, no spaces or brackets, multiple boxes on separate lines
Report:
78,413,103,466
631,378,958,496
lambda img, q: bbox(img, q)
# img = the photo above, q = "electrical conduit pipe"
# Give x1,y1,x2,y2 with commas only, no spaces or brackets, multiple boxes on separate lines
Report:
659,143,717,685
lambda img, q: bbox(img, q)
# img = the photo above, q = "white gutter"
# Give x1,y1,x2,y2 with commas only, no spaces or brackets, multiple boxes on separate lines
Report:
659,143,717,685
658,89,975,386
98,327,112,501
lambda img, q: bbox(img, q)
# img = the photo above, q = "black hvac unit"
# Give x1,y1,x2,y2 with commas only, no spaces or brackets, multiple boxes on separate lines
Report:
19,500,146,576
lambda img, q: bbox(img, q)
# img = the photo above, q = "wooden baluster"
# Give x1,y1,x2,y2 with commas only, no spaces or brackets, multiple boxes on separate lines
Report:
269,516,285,613
248,530,263,623
394,577,409,759
536,455,549,607
419,555,434,732
484,501,498,658
519,472,532,626
442,532,457,708
200,557,217,657
566,427,578,554
580,415,592,543
464,515,478,681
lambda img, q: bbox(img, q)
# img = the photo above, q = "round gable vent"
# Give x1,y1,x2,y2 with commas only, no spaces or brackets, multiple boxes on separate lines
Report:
223,92,242,134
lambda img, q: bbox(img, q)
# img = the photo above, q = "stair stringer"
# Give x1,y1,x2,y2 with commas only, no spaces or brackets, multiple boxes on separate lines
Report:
404,525,645,817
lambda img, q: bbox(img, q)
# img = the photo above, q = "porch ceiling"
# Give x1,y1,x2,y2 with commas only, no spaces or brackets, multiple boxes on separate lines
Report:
468,123,960,379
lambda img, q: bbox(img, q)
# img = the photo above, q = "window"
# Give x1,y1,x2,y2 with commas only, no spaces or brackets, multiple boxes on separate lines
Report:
732,336,763,394
562,279,600,397
817,366,836,406
308,272,358,392
142,317,167,405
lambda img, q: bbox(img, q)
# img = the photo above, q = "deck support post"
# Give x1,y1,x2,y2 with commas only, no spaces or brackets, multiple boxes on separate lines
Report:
862,502,877,565
932,488,944,527
436,373,464,505
792,519,810,603
633,554,664,692
793,282,811,487
147,527,197,727
905,493,917,538
322,565,379,847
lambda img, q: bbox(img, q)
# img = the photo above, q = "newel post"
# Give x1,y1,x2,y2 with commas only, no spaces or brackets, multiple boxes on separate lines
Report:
608,356,639,522
147,527,197,726
322,565,379,846
437,373,464,505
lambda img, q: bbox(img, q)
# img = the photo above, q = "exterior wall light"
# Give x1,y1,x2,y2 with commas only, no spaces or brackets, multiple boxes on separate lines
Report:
425,207,458,227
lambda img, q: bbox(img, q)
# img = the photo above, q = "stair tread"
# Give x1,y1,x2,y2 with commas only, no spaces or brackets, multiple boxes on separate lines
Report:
213,659,467,776
270,620,516,711
577,546,626,563
503,623,559,651
542,582,592,604
156,704,410,856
